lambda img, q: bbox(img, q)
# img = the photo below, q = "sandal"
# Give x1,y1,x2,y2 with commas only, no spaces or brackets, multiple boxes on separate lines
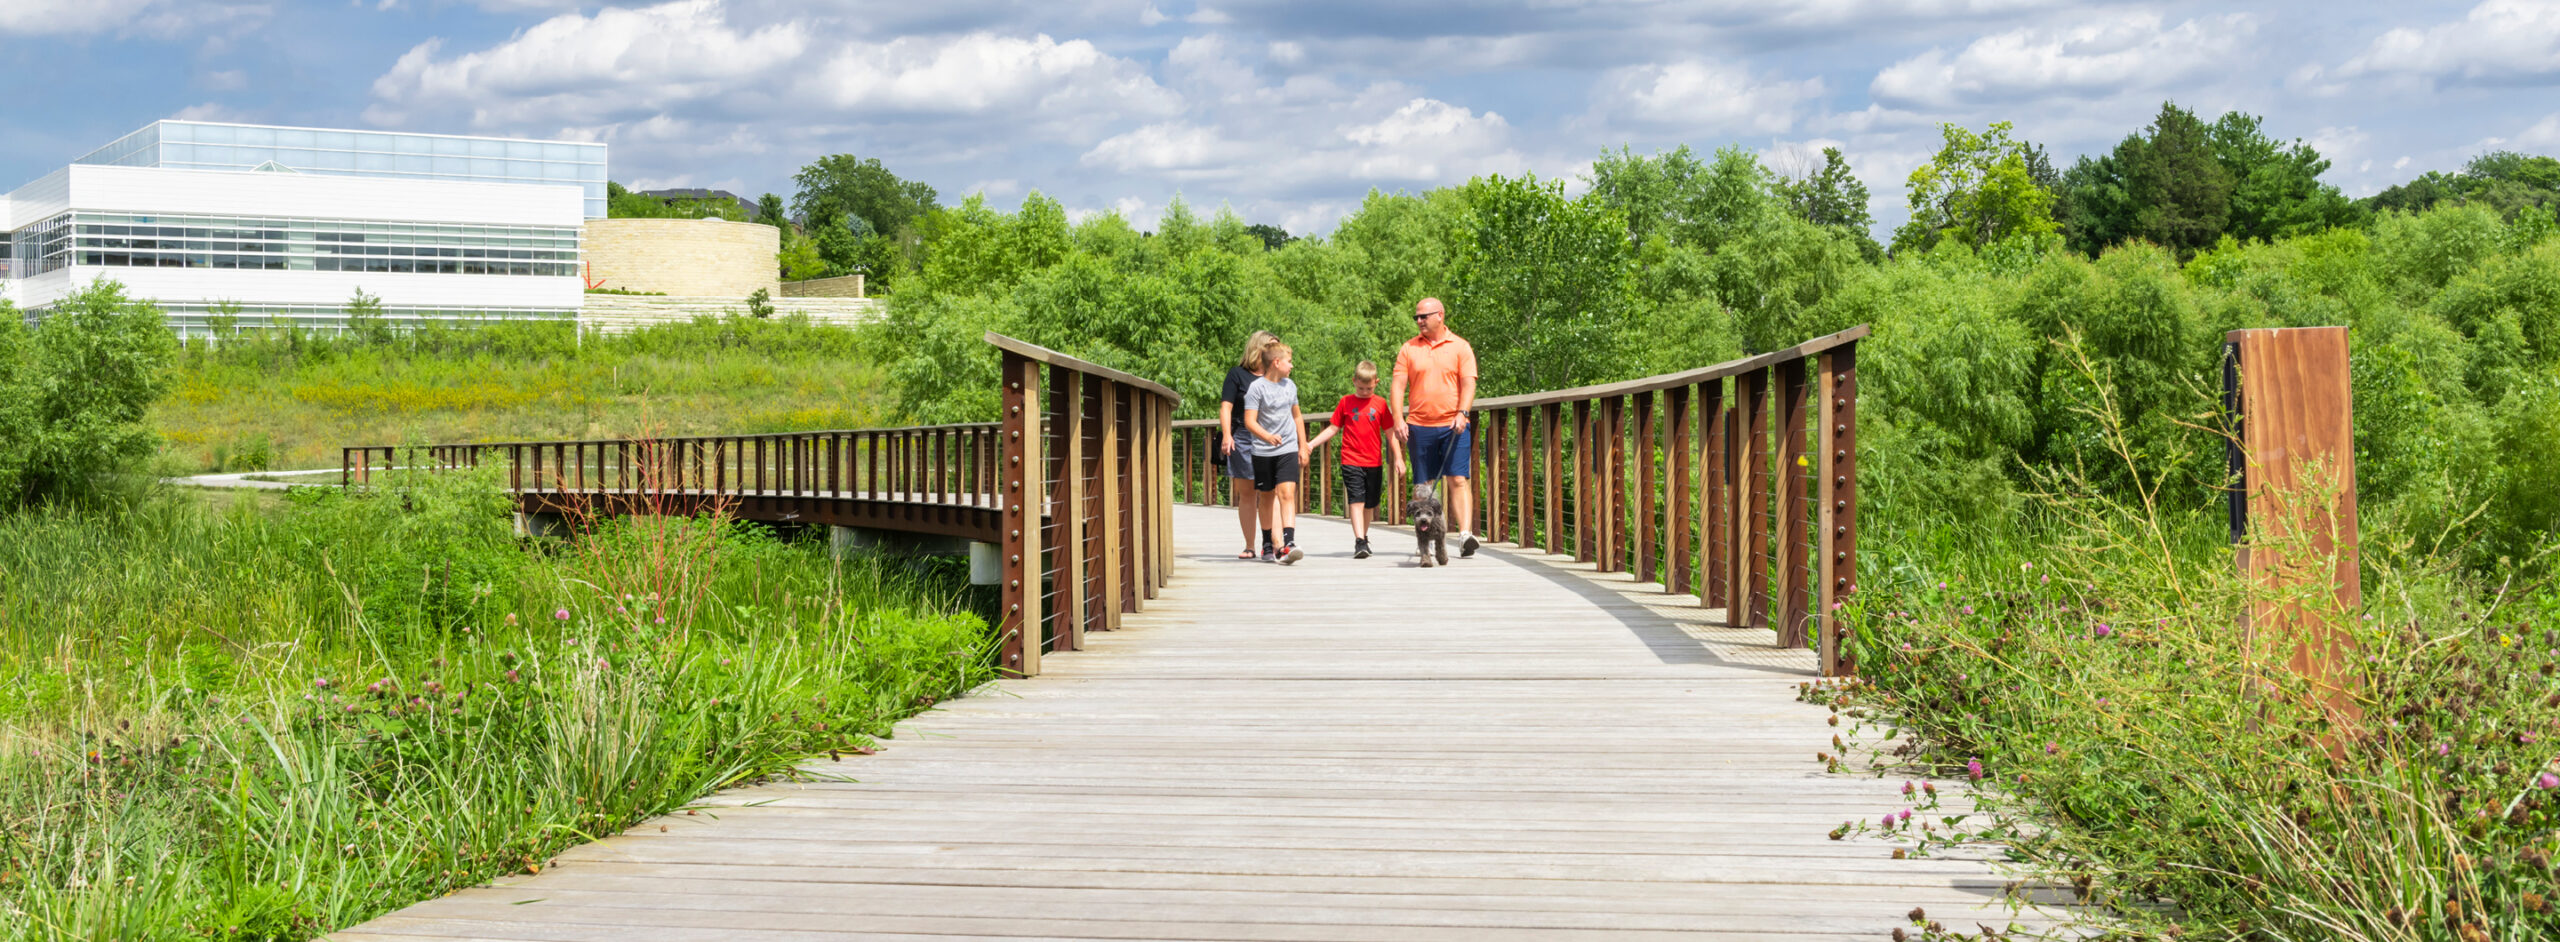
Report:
1236,548,1258,559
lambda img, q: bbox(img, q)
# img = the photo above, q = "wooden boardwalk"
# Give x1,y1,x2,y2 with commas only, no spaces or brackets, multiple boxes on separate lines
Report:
341,504,2070,941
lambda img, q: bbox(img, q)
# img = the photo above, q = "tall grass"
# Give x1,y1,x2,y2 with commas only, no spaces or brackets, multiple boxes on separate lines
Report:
1826,341,2560,940
158,316,892,473
0,470,992,939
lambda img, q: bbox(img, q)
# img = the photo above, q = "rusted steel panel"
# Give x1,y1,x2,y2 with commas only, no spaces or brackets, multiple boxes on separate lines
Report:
2228,326,2361,719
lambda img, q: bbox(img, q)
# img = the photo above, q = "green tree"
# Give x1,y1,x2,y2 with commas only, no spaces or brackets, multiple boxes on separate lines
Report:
205,299,244,343
777,231,828,281
605,182,746,220
2122,102,2233,257
1776,147,1882,261
1588,144,1707,254
1445,173,1637,392
0,282,178,505
1244,224,1292,251
790,155,938,239
342,289,391,343
1895,121,2059,253
2208,111,2361,242
756,192,788,229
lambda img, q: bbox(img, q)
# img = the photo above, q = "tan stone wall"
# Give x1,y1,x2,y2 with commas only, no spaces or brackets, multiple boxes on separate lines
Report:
781,274,866,298
581,218,779,299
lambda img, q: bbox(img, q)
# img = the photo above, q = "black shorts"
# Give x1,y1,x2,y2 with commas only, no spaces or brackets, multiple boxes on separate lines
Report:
1251,452,1300,491
1341,464,1382,505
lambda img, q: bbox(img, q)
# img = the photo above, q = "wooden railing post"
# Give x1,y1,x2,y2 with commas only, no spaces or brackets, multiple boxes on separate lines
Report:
1000,351,1045,677
1100,380,1126,630
1818,342,1860,676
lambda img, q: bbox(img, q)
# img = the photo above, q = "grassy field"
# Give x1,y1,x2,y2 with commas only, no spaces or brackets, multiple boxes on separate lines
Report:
156,317,895,473
0,471,993,939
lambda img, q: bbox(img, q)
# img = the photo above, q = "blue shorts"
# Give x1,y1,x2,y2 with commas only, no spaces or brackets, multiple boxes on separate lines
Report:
1223,430,1254,479
1408,423,1472,483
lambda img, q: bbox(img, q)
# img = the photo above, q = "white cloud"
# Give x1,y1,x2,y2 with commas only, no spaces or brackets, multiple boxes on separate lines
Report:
170,102,246,122
2338,0,2560,86
204,69,249,91
1083,121,1253,171
2517,113,2560,151
1871,12,2255,110
0,0,262,36
1591,59,1823,134
368,0,806,128
804,32,1176,119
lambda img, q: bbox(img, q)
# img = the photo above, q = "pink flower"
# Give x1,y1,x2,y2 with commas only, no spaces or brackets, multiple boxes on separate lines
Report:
654,616,667,624
2045,742,2058,755
2539,772,2558,789
2094,623,2113,638
595,658,610,670
2437,742,2451,756
1965,759,1984,781
1961,605,1975,615
313,678,331,689
1902,780,1916,797
553,609,570,621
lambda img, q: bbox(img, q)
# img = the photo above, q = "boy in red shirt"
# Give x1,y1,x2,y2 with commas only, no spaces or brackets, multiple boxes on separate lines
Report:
1305,360,1407,559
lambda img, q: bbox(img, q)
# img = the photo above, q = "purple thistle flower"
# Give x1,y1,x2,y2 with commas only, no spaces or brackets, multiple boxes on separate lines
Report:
1966,759,1984,781
2094,623,2113,638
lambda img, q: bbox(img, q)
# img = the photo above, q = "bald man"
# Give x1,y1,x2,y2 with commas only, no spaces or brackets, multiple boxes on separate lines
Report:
1391,296,1480,558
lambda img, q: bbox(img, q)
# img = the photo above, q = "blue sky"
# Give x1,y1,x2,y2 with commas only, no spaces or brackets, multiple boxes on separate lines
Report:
6,0,2557,237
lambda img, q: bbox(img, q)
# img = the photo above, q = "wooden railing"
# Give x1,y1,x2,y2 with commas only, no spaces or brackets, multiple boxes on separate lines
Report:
344,423,1005,505
342,331,1181,679
1173,326,1867,675
989,333,1178,677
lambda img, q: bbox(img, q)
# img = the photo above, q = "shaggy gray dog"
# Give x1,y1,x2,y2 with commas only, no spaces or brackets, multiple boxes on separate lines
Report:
1407,483,1449,567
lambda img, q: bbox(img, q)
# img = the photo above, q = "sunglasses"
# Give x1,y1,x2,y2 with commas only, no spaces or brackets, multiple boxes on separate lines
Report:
1412,312,1434,321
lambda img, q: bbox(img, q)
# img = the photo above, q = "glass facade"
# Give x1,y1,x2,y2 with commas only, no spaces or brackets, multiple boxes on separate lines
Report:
8,214,72,279
68,212,581,277
75,121,607,218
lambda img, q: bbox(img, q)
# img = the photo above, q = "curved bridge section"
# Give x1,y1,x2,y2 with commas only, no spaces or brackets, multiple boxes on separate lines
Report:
341,332,1181,678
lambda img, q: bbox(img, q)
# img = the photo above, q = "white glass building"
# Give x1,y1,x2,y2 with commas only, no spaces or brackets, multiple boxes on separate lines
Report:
2,119,606,334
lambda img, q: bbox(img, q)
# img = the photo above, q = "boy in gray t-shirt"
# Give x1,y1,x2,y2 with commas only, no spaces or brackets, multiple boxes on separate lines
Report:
1242,344,1306,563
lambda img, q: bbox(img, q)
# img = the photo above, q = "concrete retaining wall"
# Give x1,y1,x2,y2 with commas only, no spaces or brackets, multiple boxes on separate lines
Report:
582,218,779,299
782,274,866,298
577,294,881,334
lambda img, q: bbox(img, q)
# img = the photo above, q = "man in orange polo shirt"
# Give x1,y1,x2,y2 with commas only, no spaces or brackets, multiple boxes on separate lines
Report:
1392,296,1481,558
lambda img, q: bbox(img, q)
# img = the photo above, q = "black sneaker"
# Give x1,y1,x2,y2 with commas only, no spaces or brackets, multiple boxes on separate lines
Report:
1260,545,1278,563
1279,543,1303,565
1460,533,1480,558
1352,539,1372,559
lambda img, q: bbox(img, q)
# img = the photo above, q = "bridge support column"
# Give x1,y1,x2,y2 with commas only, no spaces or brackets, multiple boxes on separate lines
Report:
515,511,568,539
829,525,974,560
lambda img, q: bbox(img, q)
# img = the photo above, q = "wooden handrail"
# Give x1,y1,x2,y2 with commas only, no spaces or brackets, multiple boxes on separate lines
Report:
341,332,1183,682
1170,325,1865,676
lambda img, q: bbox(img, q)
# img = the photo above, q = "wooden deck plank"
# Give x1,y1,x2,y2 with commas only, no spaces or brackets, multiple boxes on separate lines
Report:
337,505,2077,940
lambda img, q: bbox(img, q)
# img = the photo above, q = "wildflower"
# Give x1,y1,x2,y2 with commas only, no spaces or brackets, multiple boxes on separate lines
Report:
1937,581,1947,590
1966,759,1984,781
2096,697,2108,707
2094,623,2112,638
616,606,628,614
595,658,610,670
505,613,518,625
1902,780,1916,797
2540,772,2559,790
2040,574,2049,585
1923,782,1936,797
314,678,332,690
1880,815,1895,830
2022,562,2033,571
2045,742,2058,755
553,609,570,621
503,669,518,683
1961,605,1975,616
1899,809,1913,824
654,617,666,624
2438,742,2452,756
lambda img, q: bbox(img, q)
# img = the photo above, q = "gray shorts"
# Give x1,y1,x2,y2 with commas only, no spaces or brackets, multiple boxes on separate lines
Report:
1224,432,1254,479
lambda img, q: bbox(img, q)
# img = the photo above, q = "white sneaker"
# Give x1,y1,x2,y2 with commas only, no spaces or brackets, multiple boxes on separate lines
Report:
1458,532,1480,558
